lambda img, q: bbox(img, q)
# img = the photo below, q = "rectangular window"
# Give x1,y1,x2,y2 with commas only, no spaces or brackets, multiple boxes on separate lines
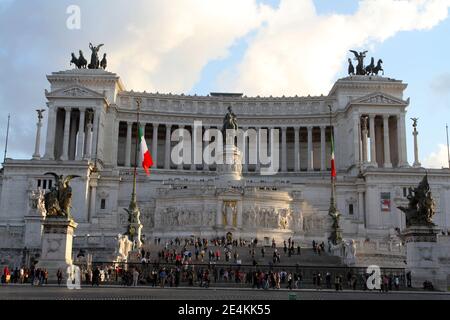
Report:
100,199,106,210
43,180,47,190
403,188,407,197
48,180,52,189
37,179,41,188
349,204,354,215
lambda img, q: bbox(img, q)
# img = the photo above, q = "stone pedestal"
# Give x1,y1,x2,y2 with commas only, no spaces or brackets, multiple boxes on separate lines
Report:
216,137,243,183
35,217,78,280
403,225,446,290
24,215,45,249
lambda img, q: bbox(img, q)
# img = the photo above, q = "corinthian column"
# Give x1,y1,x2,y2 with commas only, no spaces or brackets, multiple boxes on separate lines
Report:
61,108,72,161
369,115,377,167
165,125,172,169
307,126,313,171
76,108,86,160
294,127,300,172
152,123,159,169
383,115,392,168
32,109,45,160
412,119,421,168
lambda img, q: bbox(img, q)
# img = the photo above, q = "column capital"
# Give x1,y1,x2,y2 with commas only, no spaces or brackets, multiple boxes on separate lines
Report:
383,114,391,120
320,125,326,130
166,124,173,129
294,126,300,132
78,107,87,112
307,126,313,131
127,121,133,126
152,123,159,128
64,107,72,112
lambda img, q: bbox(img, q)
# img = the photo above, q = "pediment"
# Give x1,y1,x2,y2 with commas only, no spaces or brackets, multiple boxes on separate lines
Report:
350,92,409,106
45,85,106,99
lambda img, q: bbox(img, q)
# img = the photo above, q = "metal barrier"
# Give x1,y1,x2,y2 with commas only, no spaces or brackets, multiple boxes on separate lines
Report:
75,261,407,290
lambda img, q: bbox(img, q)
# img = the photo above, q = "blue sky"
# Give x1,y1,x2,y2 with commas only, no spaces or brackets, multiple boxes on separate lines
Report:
0,0,449,168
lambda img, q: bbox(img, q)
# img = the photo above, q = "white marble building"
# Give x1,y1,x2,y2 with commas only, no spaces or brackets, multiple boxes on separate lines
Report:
1,68,449,266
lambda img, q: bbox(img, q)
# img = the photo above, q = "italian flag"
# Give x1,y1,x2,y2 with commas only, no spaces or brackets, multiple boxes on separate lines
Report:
331,130,336,179
139,126,153,176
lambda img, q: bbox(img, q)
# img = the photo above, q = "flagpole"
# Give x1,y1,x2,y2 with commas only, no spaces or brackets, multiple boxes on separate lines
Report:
446,124,450,169
328,105,341,245
3,114,10,163
125,98,143,249
132,98,141,202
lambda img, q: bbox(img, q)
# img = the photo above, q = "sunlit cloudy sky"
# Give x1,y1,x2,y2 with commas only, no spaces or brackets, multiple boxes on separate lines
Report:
0,0,449,168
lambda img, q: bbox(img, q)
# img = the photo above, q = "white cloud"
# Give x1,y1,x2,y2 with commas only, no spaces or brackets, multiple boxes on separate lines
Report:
423,144,450,169
0,0,449,159
223,0,450,96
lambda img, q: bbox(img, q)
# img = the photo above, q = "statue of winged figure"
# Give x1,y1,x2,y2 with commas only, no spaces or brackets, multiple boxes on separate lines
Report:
349,50,368,75
88,43,104,69
43,173,80,219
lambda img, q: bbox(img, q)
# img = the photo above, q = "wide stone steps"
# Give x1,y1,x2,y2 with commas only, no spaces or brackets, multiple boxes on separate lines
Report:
144,244,343,267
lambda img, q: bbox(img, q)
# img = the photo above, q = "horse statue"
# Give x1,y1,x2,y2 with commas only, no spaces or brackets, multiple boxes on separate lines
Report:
69,50,88,69
100,53,107,70
365,57,375,75
372,59,384,75
78,50,87,69
70,53,79,68
347,58,355,76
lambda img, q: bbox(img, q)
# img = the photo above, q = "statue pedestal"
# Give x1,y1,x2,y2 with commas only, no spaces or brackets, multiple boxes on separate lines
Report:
35,217,78,280
403,225,447,290
216,145,242,183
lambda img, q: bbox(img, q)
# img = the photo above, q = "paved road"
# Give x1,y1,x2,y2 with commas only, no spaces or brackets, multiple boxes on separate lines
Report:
0,285,449,300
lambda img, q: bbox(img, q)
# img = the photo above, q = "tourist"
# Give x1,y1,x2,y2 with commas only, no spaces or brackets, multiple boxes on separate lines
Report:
261,247,265,258
334,274,342,291
92,267,100,286
287,272,293,290
406,271,412,287
316,273,322,290
297,245,301,255
159,268,167,288
272,238,276,249
394,275,400,290
132,268,139,287
57,269,63,286
325,272,332,289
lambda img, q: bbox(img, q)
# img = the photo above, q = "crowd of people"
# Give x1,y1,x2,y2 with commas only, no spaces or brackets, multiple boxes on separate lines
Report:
0,237,414,291
0,265,49,285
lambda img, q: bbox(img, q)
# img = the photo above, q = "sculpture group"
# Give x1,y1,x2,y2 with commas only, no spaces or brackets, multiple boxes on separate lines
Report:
70,43,107,70
348,50,384,76
397,175,436,227
222,106,238,133
43,173,79,219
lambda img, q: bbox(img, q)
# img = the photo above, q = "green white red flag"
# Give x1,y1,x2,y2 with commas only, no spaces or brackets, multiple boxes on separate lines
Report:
331,130,336,179
139,126,153,175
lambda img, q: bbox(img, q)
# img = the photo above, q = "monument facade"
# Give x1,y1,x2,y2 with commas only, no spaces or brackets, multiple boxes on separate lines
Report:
1,51,450,268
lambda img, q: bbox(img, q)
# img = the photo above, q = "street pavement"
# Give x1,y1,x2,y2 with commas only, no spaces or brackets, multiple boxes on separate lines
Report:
0,284,449,300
